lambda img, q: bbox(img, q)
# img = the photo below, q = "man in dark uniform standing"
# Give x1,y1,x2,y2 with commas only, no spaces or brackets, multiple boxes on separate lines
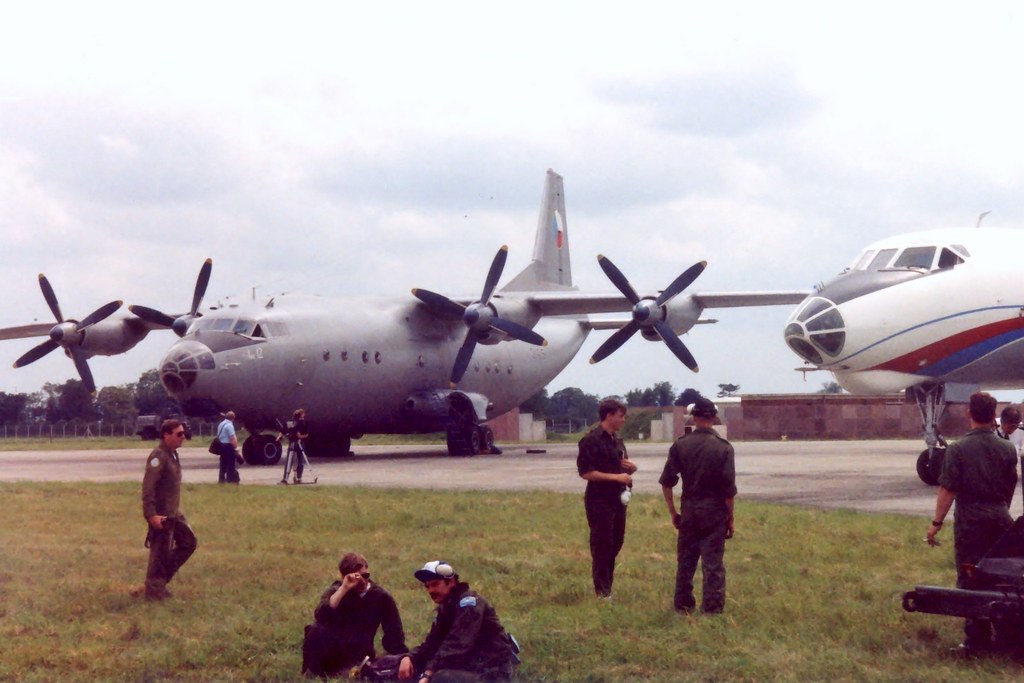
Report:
659,397,736,614
576,397,637,598
141,419,197,601
397,560,516,682
927,391,1017,653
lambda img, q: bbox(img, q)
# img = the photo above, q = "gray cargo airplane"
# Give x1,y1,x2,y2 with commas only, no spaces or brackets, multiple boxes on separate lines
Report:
3,170,807,463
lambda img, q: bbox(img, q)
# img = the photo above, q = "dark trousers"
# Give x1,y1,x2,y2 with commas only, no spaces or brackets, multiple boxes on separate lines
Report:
675,520,727,613
301,624,365,678
955,512,1012,648
145,519,197,596
585,495,626,596
218,442,239,483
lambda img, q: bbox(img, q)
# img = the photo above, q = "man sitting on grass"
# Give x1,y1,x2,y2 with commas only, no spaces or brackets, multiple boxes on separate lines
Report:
398,560,517,683
302,552,407,678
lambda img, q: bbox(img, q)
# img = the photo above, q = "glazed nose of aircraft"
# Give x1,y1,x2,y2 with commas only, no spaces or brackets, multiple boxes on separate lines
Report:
784,296,846,365
159,340,215,393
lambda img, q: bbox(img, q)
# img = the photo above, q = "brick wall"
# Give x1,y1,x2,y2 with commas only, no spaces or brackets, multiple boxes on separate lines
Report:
672,394,991,441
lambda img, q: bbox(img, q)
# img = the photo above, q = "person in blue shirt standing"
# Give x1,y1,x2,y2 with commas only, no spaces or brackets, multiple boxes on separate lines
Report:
216,410,240,484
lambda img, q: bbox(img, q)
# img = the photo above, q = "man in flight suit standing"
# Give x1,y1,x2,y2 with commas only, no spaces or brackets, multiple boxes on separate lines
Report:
141,419,197,601
576,397,637,598
659,397,736,614
928,391,1017,653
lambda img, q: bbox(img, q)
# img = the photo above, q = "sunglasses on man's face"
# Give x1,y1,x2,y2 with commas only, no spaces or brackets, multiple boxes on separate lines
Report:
172,431,186,437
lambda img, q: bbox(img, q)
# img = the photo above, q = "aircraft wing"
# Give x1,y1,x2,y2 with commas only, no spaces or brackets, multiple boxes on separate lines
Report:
521,289,810,316
0,323,55,341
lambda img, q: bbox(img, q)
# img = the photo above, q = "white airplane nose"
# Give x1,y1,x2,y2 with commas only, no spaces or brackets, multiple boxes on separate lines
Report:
159,340,215,394
784,296,846,365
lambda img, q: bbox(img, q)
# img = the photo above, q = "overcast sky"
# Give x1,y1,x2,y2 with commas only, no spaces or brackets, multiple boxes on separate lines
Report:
3,2,1024,403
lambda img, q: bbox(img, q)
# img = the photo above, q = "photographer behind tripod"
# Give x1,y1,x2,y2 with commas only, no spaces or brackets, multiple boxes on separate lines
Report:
280,408,310,485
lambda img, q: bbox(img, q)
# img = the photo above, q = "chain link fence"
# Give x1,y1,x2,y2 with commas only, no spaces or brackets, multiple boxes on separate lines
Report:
0,419,215,440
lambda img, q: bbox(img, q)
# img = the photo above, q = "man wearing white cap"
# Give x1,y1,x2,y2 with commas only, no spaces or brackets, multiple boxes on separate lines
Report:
397,561,516,682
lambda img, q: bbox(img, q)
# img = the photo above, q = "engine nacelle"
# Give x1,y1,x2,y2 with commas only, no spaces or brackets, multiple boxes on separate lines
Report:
78,317,153,358
638,294,704,341
402,389,494,431
482,297,540,344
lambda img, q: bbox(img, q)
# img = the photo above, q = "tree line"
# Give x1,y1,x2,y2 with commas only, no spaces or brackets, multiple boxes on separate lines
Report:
0,371,842,431
0,369,181,427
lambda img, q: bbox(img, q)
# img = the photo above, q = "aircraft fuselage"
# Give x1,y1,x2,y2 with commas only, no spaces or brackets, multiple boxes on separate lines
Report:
159,294,587,435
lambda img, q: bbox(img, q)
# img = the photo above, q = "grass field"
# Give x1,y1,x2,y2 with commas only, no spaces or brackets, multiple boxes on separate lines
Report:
0,481,1020,682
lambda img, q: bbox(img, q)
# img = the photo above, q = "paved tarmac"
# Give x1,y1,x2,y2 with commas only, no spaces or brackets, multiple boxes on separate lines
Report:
0,438,968,517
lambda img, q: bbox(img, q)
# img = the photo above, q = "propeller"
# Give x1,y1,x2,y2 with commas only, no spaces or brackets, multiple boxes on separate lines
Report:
13,274,123,393
589,255,707,372
130,258,212,337
413,245,547,387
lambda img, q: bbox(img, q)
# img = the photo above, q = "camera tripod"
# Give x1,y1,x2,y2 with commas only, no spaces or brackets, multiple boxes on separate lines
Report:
279,436,318,485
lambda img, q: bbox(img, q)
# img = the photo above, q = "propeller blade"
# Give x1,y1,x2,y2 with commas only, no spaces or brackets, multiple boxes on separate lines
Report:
129,304,177,328
13,339,59,368
450,333,479,386
479,245,508,305
76,300,123,330
38,274,63,322
190,258,213,317
655,261,708,307
412,288,466,320
654,319,699,372
597,255,640,305
589,320,640,364
490,317,547,347
70,346,96,394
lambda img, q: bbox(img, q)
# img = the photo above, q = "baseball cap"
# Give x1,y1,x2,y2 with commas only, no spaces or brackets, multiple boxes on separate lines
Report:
414,560,456,582
691,397,718,418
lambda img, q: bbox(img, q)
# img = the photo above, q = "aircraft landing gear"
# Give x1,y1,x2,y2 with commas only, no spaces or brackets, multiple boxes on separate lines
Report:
446,424,497,456
447,424,482,456
910,383,950,486
916,442,946,486
243,433,283,466
305,433,353,458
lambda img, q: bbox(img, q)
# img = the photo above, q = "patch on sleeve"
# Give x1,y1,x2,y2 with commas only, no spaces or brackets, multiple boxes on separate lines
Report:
150,458,160,468
459,596,477,608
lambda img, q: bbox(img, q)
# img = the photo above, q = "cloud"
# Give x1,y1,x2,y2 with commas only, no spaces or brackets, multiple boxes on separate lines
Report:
595,65,819,138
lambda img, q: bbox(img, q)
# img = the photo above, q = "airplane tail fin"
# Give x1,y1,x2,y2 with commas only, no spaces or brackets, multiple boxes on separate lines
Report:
502,169,574,292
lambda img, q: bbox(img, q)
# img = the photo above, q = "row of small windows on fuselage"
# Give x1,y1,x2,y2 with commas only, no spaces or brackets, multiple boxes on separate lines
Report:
319,349,513,375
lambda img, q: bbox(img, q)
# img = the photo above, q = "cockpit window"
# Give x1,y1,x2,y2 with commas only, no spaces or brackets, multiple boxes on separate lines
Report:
892,246,935,270
868,248,897,270
263,321,289,337
232,319,255,336
852,250,877,271
952,244,969,258
937,247,964,270
797,298,832,322
210,318,234,332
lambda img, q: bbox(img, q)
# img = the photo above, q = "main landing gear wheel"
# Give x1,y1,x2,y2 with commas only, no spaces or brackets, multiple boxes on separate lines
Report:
479,425,495,454
243,433,282,466
446,425,481,456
